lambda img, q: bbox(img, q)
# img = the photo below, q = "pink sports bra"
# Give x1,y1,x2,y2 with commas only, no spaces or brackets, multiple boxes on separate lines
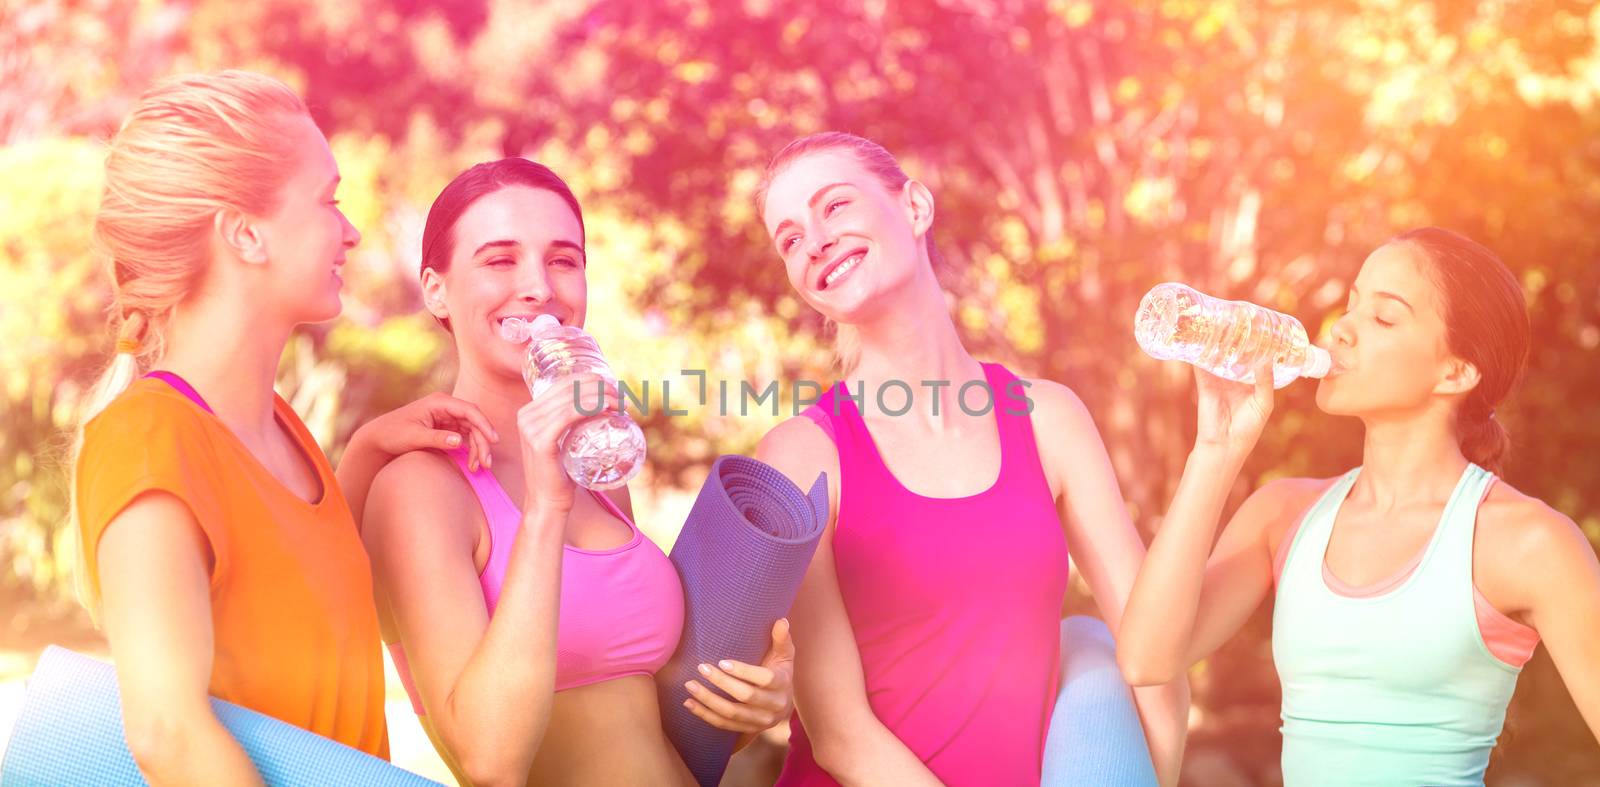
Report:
389,449,684,714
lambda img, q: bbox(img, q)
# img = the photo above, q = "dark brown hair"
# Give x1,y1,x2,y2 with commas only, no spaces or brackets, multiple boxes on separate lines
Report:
421,158,584,277
1392,227,1530,475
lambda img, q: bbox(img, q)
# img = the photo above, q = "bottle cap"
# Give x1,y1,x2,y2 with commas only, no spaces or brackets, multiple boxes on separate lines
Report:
499,317,530,344
1304,346,1333,379
530,314,561,335
499,314,564,344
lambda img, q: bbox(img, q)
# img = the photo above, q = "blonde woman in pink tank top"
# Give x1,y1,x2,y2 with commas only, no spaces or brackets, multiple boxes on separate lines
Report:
356,160,797,786
751,133,1191,786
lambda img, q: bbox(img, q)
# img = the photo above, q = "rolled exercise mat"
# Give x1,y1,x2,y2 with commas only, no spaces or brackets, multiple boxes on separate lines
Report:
0,646,439,787
657,455,828,787
1040,616,1158,787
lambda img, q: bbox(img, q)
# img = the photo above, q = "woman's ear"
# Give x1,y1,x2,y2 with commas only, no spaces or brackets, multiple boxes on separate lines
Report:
1436,356,1482,397
214,208,269,265
420,267,449,321
902,179,935,239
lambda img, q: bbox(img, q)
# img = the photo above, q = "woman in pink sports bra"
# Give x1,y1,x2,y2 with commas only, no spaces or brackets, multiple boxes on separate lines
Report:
751,132,1191,787
358,159,796,787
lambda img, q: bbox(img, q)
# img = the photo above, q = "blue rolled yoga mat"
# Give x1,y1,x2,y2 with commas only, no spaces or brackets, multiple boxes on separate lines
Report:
657,455,828,787
1040,616,1158,787
0,646,438,787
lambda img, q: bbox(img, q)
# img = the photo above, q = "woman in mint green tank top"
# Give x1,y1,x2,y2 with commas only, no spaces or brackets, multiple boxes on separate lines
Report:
1117,227,1600,786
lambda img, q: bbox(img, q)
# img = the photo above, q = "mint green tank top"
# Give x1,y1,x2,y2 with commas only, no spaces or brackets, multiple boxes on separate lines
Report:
1272,463,1521,786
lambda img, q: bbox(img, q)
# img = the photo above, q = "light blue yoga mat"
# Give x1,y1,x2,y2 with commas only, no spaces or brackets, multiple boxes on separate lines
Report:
657,455,828,787
1041,616,1159,786
0,646,438,786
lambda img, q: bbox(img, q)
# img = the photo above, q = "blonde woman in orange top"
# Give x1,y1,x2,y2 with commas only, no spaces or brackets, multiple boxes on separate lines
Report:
71,71,495,784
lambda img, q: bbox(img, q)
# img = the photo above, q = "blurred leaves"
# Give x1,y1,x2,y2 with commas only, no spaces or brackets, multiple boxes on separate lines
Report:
0,137,107,598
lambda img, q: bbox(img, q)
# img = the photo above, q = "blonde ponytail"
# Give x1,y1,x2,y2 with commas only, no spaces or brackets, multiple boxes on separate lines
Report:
68,309,148,612
90,309,151,418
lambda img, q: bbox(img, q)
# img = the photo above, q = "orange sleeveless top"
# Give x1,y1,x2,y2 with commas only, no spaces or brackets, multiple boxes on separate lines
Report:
75,378,389,758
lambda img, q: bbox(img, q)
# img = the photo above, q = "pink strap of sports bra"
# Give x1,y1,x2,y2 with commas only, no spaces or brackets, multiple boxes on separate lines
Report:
145,370,215,415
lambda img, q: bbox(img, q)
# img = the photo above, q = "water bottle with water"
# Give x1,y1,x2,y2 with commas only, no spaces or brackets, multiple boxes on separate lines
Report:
500,314,646,490
1133,283,1332,389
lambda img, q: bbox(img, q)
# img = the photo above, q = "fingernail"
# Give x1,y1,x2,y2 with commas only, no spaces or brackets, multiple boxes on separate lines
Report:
684,700,694,709
446,434,461,447
718,660,733,671
697,663,711,675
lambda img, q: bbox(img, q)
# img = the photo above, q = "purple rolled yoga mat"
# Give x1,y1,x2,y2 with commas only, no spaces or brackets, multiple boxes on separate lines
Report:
657,455,827,787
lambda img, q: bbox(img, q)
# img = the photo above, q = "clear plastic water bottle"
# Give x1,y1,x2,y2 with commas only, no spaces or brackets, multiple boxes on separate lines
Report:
1134,282,1332,389
500,314,646,490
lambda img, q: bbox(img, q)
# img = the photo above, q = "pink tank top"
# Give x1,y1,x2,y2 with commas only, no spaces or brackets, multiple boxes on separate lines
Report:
389,449,684,714
776,363,1071,786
